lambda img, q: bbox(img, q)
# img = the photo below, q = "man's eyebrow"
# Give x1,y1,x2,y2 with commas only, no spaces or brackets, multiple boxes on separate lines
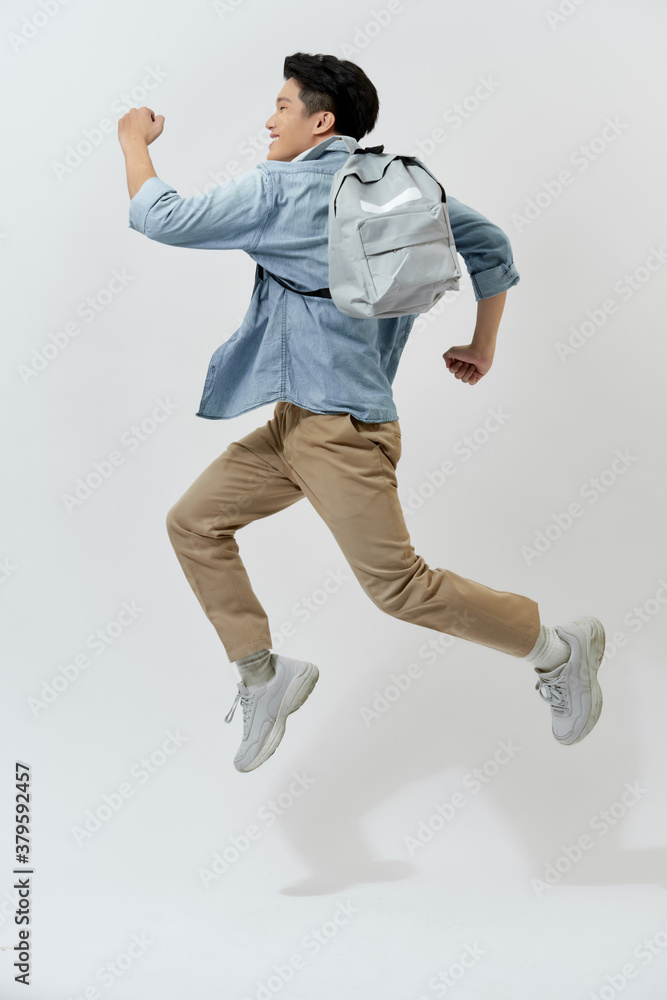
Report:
275,96,292,103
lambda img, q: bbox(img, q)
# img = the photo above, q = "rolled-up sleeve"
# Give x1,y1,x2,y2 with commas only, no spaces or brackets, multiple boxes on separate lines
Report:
447,195,520,301
128,168,273,252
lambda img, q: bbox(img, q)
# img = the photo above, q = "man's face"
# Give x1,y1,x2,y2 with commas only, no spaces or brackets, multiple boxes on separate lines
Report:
264,76,337,161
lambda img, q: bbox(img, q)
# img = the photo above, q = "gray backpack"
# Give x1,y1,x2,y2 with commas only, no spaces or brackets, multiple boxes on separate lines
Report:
257,133,462,319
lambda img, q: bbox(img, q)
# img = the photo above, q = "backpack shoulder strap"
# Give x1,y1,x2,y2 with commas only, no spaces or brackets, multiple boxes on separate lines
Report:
257,264,331,299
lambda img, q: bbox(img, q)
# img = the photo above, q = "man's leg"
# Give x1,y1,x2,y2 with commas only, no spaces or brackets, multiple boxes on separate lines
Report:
165,402,305,663
166,403,322,772
282,405,605,747
282,405,541,657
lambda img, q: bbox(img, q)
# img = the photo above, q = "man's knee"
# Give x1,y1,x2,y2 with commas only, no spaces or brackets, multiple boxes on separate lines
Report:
365,584,410,618
165,497,236,543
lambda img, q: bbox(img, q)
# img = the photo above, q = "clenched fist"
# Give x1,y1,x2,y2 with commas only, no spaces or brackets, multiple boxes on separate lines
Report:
442,344,493,385
118,106,165,150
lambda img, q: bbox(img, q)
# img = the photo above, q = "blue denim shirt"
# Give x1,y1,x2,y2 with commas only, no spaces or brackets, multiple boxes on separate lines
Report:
128,137,520,423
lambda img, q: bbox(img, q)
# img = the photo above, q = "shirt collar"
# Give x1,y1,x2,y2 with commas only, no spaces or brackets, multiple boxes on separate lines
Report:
290,137,347,162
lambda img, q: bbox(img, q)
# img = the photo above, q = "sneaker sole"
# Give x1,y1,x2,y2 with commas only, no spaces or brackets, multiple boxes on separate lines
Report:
236,661,319,772
554,616,605,745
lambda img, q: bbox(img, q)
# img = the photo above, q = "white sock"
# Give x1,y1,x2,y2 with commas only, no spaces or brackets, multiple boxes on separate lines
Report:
235,649,277,687
523,624,571,672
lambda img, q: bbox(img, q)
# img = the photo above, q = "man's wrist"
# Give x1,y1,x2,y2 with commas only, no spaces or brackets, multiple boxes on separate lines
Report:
122,137,149,155
471,330,497,358
471,290,506,358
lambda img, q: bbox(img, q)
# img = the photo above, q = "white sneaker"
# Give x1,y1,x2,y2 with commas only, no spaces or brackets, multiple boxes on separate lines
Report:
534,616,605,745
224,655,319,772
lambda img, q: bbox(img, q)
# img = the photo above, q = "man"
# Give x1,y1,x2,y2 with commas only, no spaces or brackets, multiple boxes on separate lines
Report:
117,52,605,773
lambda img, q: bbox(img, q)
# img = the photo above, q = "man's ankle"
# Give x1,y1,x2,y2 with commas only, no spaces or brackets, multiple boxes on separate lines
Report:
235,649,276,687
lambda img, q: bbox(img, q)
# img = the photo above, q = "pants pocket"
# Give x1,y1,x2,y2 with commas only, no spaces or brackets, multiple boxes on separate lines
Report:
348,415,401,468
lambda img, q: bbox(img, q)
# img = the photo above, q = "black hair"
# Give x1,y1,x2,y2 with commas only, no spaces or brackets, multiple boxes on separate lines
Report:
282,51,379,141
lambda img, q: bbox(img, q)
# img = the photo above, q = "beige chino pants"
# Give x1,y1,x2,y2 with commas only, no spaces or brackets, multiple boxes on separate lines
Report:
166,401,541,663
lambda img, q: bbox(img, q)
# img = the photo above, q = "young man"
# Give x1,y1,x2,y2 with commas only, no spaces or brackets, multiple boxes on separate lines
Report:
118,52,606,773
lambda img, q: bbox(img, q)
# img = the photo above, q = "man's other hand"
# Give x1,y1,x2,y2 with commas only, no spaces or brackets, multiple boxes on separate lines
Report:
442,344,493,385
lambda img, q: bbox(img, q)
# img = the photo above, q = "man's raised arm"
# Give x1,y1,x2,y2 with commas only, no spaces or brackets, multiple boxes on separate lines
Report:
118,106,163,199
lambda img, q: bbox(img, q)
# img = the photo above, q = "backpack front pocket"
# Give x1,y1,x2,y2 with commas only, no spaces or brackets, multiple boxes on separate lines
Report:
357,204,452,301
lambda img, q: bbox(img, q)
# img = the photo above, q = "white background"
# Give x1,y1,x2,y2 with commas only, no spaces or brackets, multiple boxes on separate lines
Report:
1,0,667,998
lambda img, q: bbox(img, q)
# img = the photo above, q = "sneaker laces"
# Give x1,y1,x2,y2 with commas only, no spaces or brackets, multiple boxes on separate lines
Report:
535,672,569,714
224,688,254,734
